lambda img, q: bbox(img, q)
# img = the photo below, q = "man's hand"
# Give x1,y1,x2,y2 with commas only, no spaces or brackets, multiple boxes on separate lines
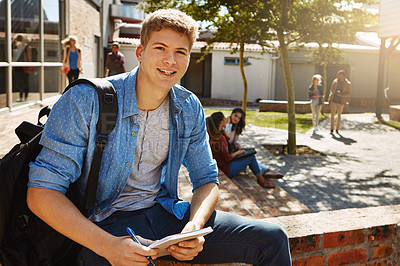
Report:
104,236,159,266
166,221,205,261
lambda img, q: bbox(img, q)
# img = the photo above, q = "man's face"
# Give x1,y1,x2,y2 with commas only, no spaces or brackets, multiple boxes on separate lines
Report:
337,73,345,81
112,45,119,54
136,28,190,91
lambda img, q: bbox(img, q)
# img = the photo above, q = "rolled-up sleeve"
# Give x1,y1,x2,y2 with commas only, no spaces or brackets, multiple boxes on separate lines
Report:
182,96,219,191
28,84,97,194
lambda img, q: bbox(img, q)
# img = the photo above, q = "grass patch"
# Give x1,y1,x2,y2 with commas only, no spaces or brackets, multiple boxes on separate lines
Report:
203,108,328,134
376,119,400,130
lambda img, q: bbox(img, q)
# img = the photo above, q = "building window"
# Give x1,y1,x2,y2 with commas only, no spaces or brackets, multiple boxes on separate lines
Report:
224,57,250,65
0,0,62,109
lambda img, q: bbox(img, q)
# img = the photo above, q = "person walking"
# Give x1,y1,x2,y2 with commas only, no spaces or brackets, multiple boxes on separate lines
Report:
104,42,126,77
308,74,324,133
61,35,82,84
28,9,291,266
328,70,351,134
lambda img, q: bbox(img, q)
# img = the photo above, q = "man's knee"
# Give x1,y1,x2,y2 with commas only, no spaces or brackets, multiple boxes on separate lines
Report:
269,223,289,248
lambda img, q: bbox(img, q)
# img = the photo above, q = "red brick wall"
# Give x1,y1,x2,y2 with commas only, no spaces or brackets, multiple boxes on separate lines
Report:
350,98,400,109
158,205,400,266
266,205,399,266
389,106,400,121
259,101,348,114
199,98,258,108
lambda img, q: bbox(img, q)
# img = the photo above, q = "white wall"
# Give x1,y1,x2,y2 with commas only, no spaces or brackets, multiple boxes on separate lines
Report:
120,44,139,72
118,43,274,102
210,50,273,102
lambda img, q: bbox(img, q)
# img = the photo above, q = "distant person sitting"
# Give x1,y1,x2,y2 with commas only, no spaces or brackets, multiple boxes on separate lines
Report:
207,112,284,189
328,70,351,134
224,108,245,152
105,42,126,77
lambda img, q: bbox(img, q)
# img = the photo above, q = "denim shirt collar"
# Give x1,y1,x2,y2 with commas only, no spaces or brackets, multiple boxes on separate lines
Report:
118,66,191,118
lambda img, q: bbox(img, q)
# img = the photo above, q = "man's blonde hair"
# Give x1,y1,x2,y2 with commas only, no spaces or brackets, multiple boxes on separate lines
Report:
140,9,199,50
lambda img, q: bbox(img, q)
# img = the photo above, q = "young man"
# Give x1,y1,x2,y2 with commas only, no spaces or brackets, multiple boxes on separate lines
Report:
27,9,291,266
328,70,352,134
104,41,126,77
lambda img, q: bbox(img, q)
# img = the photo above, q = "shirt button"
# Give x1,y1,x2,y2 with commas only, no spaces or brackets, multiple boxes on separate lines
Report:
96,207,100,212
131,132,135,136
115,189,120,193
126,162,130,167
132,115,136,119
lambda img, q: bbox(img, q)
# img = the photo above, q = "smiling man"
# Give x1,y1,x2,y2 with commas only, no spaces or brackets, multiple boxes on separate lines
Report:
27,9,291,266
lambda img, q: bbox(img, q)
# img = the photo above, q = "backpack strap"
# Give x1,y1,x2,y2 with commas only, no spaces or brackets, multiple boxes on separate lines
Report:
64,78,118,211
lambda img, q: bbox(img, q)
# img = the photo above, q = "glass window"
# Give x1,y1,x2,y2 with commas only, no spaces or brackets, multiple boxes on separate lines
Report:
0,67,5,108
44,67,60,98
12,66,39,103
0,0,5,62
224,57,250,65
11,0,40,62
43,0,60,62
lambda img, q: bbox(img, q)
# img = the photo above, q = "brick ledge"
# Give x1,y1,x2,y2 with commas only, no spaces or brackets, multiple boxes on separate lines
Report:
158,205,400,265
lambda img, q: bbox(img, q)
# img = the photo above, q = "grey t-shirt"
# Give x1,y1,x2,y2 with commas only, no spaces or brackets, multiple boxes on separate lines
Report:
90,97,170,222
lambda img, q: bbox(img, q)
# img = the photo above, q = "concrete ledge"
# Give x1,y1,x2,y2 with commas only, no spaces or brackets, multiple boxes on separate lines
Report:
157,205,400,265
259,100,348,114
389,105,400,121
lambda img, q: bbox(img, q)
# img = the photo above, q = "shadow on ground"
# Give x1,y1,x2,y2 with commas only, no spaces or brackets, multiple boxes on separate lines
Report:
264,151,400,212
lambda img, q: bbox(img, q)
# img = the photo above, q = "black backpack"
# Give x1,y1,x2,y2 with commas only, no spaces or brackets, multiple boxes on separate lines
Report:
0,78,118,266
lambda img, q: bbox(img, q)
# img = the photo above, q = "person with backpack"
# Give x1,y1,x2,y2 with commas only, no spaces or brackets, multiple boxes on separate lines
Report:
27,9,291,266
61,35,82,84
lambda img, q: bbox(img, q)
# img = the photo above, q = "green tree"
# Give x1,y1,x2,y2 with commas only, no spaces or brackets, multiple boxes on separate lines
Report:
302,0,377,114
141,0,375,154
265,0,375,154
140,0,273,113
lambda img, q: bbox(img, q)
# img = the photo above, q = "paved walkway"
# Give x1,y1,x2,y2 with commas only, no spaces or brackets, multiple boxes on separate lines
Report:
239,113,400,213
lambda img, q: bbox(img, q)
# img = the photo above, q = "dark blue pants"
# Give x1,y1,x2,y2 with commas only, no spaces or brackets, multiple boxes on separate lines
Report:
228,154,268,178
77,204,291,266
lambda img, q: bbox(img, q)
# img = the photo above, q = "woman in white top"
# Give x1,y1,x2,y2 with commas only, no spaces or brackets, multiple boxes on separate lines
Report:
224,108,246,152
308,74,324,133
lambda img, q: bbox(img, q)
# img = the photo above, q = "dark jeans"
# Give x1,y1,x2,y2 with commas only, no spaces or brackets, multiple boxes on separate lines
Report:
67,68,80,84
77,204,291,266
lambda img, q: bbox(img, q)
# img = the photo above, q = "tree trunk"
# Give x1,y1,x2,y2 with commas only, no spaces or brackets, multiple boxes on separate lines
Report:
239,39,248,113
322,61,327,115
376,38,386,119
277,30,296,154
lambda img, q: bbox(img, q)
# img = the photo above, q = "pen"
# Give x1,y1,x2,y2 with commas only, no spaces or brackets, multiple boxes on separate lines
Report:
126,227,156,266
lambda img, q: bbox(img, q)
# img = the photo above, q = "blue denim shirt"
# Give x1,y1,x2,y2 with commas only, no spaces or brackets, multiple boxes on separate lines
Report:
28,67,219,219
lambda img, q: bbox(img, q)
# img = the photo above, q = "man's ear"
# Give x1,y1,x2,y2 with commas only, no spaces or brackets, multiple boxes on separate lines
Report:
136,44,144,62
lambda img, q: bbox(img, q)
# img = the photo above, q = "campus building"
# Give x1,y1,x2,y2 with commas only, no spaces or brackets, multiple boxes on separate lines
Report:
1,0,399,112
0,0,143,112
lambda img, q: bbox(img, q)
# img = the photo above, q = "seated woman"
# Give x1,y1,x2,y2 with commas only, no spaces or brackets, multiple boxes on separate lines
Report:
206,112,283,189
224,108,245,151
